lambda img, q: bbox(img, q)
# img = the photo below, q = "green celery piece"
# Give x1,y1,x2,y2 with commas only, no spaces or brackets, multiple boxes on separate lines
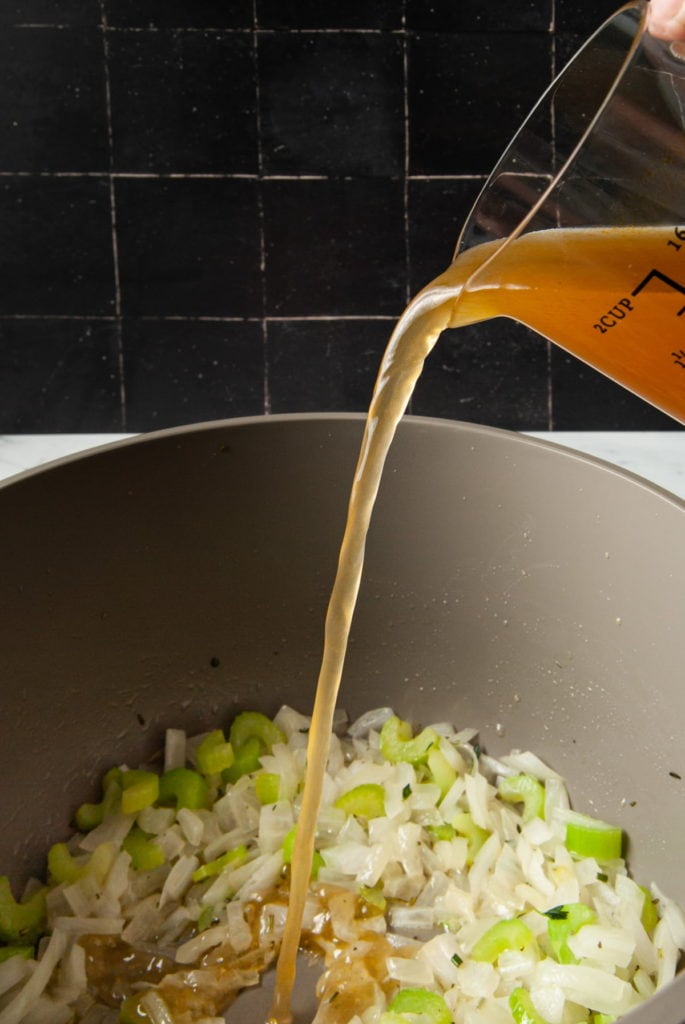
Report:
639,885,659,934
564,812,622,862
197,904,217,932
592,1015,616,1024
0,946,33,963
192,844,248,883
74,802,104,832
384,988,452,1024
158,767,211,810
498,773,546,822
451,812,489,865
334,783,386,819
122,828,166,872
223,736,262,784
119,994,150,1022
427,747,457,797
471,918,535,963
428,823,457,842
545,903,596,964
359,885,386,911
379,716,440,765
255,772,280,805
195,730,235,776
229,712,286,755
75,769,122,831
0,878,47,944
120,770,159,815
509,987,549,1024
282,827,324,879
48,843,85,886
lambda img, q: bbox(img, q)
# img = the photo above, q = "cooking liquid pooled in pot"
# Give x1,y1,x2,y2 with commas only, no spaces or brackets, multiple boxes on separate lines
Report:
269,224,685,1022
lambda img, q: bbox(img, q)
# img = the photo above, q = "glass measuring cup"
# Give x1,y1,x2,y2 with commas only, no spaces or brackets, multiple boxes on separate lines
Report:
453,0,685,423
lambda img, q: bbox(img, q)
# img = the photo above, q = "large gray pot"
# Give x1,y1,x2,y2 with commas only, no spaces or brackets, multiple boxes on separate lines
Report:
0,415,682,1023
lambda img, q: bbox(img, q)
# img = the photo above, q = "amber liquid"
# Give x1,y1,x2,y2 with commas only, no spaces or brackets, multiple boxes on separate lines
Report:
452,225,685,423
269,225,685,1021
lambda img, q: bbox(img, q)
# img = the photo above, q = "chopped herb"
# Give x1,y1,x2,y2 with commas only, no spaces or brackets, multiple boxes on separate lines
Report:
597,872,609,882
451,952,463,966
402,784,412,799
544,906,569,920
669,771,682,780
329,991,339,1003
299,728,309,734
473,743,482,758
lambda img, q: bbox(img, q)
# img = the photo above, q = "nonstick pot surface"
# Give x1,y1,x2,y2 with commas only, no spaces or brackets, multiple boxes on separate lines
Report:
0,415,682,1023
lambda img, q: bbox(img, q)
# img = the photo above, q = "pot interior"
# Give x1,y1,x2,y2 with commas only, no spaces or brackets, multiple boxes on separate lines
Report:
0,415,682,1022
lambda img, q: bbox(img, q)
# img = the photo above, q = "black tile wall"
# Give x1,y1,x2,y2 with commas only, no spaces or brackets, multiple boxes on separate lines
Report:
263,179,405,315
115,178,262,317
0,28,108,171
0,178,114,315
0,1,680,433
259,33,404,177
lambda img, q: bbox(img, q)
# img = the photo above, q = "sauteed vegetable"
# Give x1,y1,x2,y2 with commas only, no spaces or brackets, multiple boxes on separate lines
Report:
0,706,682,1024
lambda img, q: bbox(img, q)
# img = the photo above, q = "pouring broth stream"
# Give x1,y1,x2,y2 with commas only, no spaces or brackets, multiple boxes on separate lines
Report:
270,224,685,1022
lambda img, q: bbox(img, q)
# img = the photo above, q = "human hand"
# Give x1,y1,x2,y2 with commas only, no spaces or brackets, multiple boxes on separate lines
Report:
648,0,685,39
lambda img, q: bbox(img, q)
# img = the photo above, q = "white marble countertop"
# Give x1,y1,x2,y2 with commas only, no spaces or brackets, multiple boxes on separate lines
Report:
0,430,683,499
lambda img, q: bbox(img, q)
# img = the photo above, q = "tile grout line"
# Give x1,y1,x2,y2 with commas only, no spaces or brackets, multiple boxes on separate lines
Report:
253,0,271,416
0,314,400,323
548,0,557,430
99,0,127,431
401,0,413,415
402,1,411,308
0,171,498,182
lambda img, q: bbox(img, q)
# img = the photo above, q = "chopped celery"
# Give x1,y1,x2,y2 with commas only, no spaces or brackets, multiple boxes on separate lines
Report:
282,827,324,879
223,737,262,784
254,772,281,805
75,769,122,830
122,828,166,872
498,773,545,822
158,767,211,810
195,730,234,776
197,904,217,932
564,812,622,862
192,844,248,883
427,747,457,797
471,918,535,963
0,877,46,944
639,885,659,934
427,823,456,842
334,783,386,819
545,903,596,964
379,716,439,765
451,812,489,865
383,988,452,1024
74,802,104,832
359,885,386,911
223,712,285,784
228,711,285,755
509,987,549,1024
0,946,33,963
48,843,84,886
119,994,150,1022
120,770,159,815
592,1015,616,1024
